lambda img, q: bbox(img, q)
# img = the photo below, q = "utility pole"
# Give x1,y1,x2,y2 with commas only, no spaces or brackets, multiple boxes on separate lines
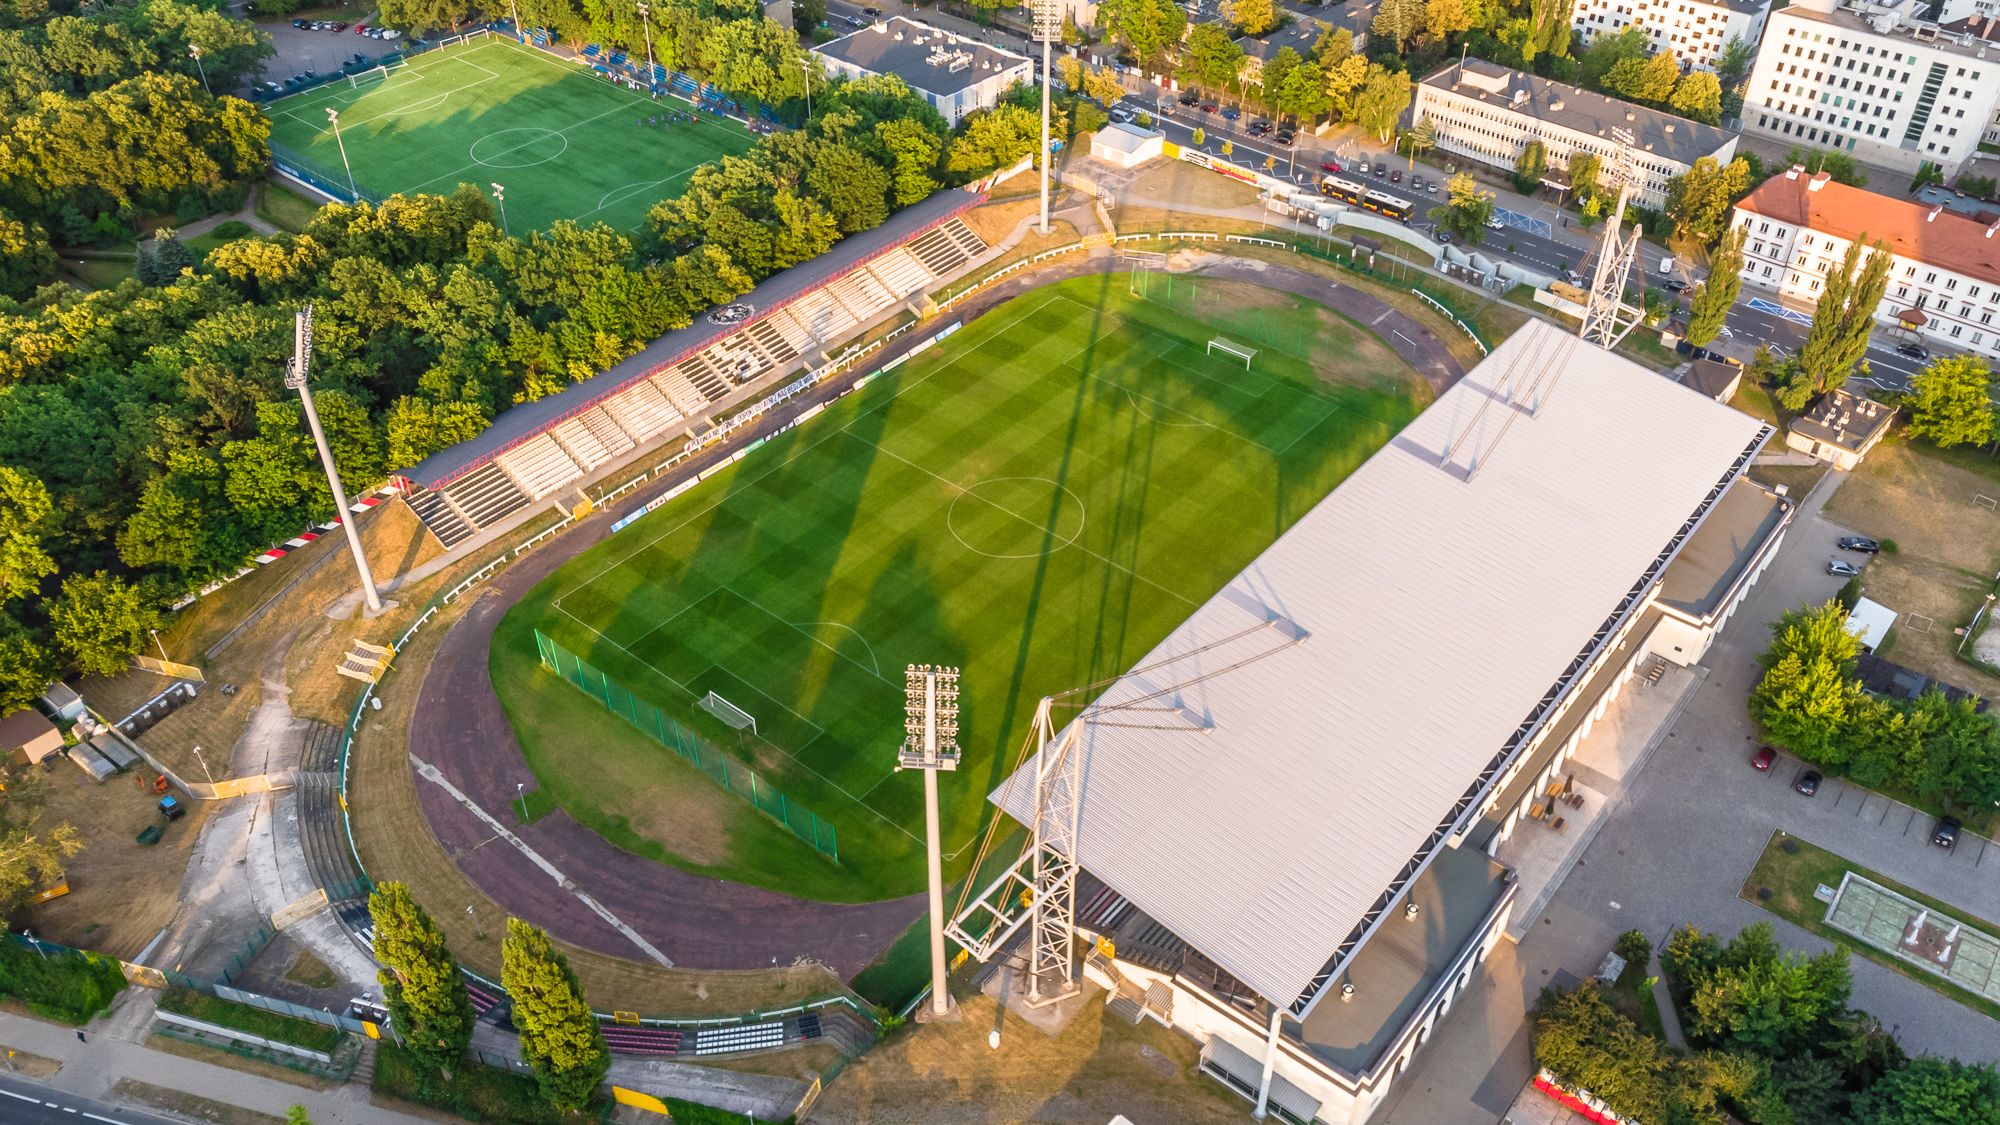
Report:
287,304,384,616
326,108,359,202
898,664,961,1018
800,55,814,120
1031,0,1059,234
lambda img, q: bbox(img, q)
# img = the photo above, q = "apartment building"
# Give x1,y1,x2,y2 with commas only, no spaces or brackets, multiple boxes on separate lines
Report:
1571,0,1770,72
814,17,1033,127
1413,60,1739,208
1732,165,2000,358
1741,0,2000,178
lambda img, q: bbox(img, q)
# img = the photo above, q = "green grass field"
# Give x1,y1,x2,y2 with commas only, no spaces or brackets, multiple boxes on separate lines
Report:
263,35,754,233
493,275,1429,901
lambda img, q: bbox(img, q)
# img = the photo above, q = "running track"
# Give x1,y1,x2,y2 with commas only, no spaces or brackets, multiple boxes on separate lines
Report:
404,248,1469,976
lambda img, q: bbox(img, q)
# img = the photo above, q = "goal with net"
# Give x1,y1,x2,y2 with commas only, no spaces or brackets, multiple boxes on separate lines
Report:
1207,337,1257,369
698,690,757,735
349,58,406,90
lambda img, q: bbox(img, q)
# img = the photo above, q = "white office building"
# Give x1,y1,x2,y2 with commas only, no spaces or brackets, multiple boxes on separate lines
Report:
814,17,1032,127
1571,0,1770,72
1741,0,2000,178
1413,60,1740,208
1733,165,2000,358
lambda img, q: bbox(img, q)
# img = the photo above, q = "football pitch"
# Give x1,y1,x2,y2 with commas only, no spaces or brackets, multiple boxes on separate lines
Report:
493,275,1429,902
264,35,754,233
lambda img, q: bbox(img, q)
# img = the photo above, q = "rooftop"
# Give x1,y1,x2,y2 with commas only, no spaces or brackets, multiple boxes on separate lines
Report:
1419,60,1737,168
1737,169,2000,287
1910,183,2000,224
1678,358,1744,401
1855,652,1989,709
814,17,1029,96
995,318,1768,1015
0,708,58,749
1774,0,1999,59
1238,19,1330,62
1789,386,1895,453
1654,477,1791,621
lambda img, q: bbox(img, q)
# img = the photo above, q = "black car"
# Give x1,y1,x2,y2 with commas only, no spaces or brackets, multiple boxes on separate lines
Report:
1372,164,1386,177
1896,342,1930,360
1934,816,1962,849
1838,536,1881,553
1179,92,1200,106
1248,120,1273,136
1794,769,1822,797
1272,130,1295,147
862,5,882,13
1663,279,1691,293
292,17,309,27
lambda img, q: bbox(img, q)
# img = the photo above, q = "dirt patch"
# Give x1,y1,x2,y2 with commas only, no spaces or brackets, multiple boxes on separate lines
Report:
811,988,1250,1125
1125,159,1264,211
110,1078,287,1125
18,760,211,958
1825,440,2000,575
961,194,1071,247
0,1043,62,1077
1748,461,1829,499
283,947,337,990
1847,554,2000,699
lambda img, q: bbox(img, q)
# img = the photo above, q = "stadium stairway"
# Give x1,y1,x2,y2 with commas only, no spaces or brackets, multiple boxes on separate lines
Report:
442,461,530,527
296,722,368,900
401,484,474,549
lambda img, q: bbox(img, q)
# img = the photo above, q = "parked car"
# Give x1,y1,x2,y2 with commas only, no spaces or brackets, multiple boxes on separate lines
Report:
1273,130,1295,147
1828,559,1862,577
330,21,348,30
1838,536,1881,553
262,79,283,93
862,5,882,13
1896,342,1930,360
1794,769,1822,797
1109,107,1133,123
1389,169,1403,184
158,795,186,820
356,22,370,32
1663,279,1691,293
1933,816,1962,848
1356,160,1370,174
1318,157,1339,171
1426,182,1438,194
381,28,401,38
1179,92,1200,106
292,17,309,27
1221,106,1241,120
1199,102,1218,113
1372,164,1386,178
1752,746,1777,771
1486,216,1505,230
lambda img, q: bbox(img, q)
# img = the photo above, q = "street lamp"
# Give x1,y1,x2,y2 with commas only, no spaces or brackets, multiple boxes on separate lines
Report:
898,663,961,1018
189,44,210,95
326,108,359,202
191,743,216,786
1029,0,1060,235
636,2,656,88
491,182,509,236
799,55,814,120
516,782,527,821
149,628,169,663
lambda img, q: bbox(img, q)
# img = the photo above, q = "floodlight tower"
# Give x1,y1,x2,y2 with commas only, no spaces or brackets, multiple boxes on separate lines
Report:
326,108,359,202
636,2,656,87
287,304,383,615
1029,0,1061,234
1579,127,1645,350
898,664,962,1018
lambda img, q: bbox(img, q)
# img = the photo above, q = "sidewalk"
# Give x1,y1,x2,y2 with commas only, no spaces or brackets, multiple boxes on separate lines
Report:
0,993,428,1125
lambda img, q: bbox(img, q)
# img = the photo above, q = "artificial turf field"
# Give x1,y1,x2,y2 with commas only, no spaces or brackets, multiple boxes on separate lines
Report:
263,35,754,233
493,275,1428,902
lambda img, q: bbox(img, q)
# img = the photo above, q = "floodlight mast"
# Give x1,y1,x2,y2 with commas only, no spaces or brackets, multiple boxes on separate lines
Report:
898,664,962,1017
1030,0,1061,235
1579,127,1645,350
287,305,384,615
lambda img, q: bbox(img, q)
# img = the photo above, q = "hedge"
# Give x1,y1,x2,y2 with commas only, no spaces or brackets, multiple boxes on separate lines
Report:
373,1044,601,1124
0,939,127,1024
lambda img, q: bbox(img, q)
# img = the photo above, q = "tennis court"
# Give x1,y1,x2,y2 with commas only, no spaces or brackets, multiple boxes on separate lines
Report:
264,33,755,233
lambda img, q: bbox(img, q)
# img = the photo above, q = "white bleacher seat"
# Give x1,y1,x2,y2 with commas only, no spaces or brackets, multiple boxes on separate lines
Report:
441,461,530,528
495,433,584,499
550,417,613,471
653,372,709,417
840,268,896,311
580,407,635,457
788,291,857,345
766,310,814,355
692,1021,788,1056
867,249,933,298
603,380,682,440
744,319,799,363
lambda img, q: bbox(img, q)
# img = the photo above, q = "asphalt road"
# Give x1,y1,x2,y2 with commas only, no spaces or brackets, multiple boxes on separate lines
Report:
0,1073,181,1125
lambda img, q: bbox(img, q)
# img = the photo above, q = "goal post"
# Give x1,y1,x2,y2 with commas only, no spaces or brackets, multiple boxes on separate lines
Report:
349,59,404,90
1207,337,1257,369
699,690,757,736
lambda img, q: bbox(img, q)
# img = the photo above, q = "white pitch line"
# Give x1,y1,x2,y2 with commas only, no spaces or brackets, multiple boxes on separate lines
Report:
411,755,676,968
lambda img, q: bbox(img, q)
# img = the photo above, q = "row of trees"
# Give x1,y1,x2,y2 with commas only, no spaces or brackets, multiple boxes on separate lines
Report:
1751,600,2000,812
1538,921,2000,1123
370,883,610,1112
1170,24,1412,141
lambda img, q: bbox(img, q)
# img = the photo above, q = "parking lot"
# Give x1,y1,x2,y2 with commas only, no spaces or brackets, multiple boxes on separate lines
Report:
254,13,393,95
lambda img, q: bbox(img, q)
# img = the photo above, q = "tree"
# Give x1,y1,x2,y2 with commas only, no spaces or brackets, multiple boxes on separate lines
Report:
1684,226,1744,347
50,571,159,677
1352,65,1411,142
1794,237,1890,401
1533,983,1673,1122
805,141,890,234
1750,600,1864,765
1430,173,1496,242
945,103,1043,175
1684,922,1852,1056
1851,1059,2000,1124
1529,0,1574,61
1096,0,1186,70
1566,150,1600,203
875,118,942,207
1512,137,1546,194
1604,51,1678,104
1182,24,1246,90
1260,47,1302,115
1904,355,1997,449
1910,160,1946,194
1079,64,1128,107
0,468,55,608
285,1107,312,1125
1669,70,1723,125
1664,154,1751,250
1714,36,1754,87
0,771,83,926
1222,0,1278,36
1579,26,1647,90
502,918,609,1113
793,0,826,30
1192,125,1206,146
0,617,58,716
1405,114,1437,158
369,883,475,1080
1371,0,1423,53
137,228,197,286
0,211,56,299
1782,145,1867,187
1423,0,1474,42
1277,59,1329,122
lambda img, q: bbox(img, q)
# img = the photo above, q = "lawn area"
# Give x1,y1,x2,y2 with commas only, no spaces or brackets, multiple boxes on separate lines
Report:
256,179,323,233
1739,830,2000,1025
263,35,754,232
158,987,344,1053
499,275,1428,902
373,1045,601,1124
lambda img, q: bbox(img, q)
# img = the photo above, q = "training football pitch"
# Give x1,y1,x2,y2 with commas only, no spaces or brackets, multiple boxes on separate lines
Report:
264,35,754,233
493,275,1429,902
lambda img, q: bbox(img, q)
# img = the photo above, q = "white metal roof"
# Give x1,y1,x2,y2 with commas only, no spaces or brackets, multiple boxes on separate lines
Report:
1846,597,1898,653
995,318,1767,1013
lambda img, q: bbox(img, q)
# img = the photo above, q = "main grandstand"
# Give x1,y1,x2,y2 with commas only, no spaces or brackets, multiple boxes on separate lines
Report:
391,189,992,546
985,317,1793,1124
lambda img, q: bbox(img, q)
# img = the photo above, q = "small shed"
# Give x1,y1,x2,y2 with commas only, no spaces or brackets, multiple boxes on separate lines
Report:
1678,359,1744,404
1089,123,1164,169
0,708,64,764
38,683,84,722
91,735,140,772
1845,596,1898,654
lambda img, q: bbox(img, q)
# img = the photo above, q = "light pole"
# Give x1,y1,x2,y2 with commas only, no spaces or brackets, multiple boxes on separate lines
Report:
326,108,359,202
799,55,814,120
191,743,216,786
189,44,210,94
286,305,384,616
517,782,527,821
149,628,170,663
491,182,509,236
636,2,655,87
1030,0,1059,234
898,663,961,1019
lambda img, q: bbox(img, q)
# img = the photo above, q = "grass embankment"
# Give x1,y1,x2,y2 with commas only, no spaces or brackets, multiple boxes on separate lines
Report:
158,986,345,1053
1739,831,2000,1024
0,940,127,1024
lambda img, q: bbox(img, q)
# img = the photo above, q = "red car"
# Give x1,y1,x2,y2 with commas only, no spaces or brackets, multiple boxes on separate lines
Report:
356,22,370,32
1390,169,1403,183
1751,746,1777,771
1199,102,1218,113
1320,159,1342,174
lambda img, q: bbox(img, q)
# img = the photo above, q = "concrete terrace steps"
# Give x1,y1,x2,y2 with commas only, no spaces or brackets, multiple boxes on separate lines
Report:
580,406,637,457
442,461,531,528
402,485,475,548
867,248,933,297
601,379,684,440
549,416,613,472
743,318,798,363
296,722,366,897
495,433,585,500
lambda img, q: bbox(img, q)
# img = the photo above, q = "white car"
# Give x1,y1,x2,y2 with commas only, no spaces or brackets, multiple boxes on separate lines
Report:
1110,107,1133,123
1486,216,1506,230
380,27,401,38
